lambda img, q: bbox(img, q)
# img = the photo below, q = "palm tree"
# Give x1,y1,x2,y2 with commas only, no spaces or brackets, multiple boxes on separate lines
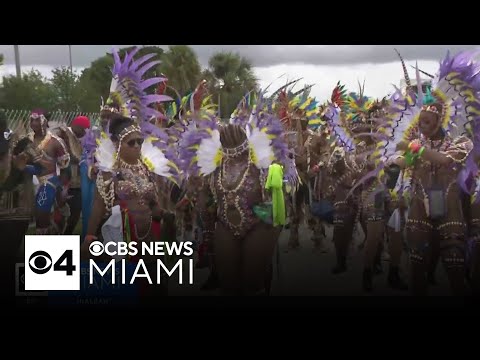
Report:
203,52,258,119
159,45,202,97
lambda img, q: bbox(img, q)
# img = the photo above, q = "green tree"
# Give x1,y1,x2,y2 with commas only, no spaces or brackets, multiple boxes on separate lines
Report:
0,69,56,110
203,52,258,118
0,54,3,66
158,45,202,97
50,67,81,111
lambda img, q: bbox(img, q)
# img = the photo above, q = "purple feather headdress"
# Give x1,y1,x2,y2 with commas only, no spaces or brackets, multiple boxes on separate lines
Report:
107,47,173,122
88,48,183,184
178,89,294,185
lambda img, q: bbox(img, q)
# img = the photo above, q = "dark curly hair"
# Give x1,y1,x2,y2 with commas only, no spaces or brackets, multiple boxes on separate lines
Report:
108,114,136,142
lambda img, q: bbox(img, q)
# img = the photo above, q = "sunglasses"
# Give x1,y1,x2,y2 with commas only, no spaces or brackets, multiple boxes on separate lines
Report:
126,138,144,147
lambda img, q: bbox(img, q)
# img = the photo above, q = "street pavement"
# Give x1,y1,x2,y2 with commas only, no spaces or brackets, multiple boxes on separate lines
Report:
170,224,453,296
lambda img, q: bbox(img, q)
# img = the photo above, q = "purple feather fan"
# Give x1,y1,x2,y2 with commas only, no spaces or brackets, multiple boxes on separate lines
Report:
138,121,182,184
435,50,480,194
246,99,291,170
436,50,480,90
177,112,219,177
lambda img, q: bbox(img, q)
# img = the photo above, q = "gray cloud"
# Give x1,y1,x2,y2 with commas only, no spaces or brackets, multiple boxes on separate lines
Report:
0,45,139,68
1,45,478,68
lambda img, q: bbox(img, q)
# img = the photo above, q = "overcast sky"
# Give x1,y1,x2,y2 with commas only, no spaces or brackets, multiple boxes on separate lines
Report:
1,45,478,102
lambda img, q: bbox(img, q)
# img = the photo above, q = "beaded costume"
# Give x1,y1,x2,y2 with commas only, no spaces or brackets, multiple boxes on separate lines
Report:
347,50,480,294
179,91,291,237
83,48,179,264
25,110,71,234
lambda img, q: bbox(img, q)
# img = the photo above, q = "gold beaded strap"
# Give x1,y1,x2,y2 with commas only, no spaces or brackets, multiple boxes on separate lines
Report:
97,172,115,214
406,218,434,229
222,139,249,158
436,221,465,231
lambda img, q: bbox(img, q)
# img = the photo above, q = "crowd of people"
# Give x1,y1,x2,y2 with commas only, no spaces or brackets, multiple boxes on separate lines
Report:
1,47,480,297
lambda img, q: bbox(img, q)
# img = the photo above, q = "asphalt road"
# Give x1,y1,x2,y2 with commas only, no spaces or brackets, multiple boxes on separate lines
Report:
169,224,453,296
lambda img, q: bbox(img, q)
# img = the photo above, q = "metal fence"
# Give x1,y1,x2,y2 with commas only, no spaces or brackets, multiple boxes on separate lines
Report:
2,109,101,130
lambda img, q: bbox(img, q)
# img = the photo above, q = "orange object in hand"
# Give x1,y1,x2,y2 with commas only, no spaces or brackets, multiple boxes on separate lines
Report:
408,140,422,153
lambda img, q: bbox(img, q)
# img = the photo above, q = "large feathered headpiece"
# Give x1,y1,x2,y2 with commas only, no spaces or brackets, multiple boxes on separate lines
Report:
176,80,217,122
100,47,172,122
178,89,297,187
322,82,357,151
343,81,375,133
268,81,318,130
86,48,181,185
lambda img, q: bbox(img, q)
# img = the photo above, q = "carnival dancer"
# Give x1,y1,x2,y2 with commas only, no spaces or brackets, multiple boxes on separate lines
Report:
395,50,441,286
162,80,222,291
272,83,327,251
452,69,480,296
23,110,70,235
81,48,179,299
356,51,479,295
305,124,332,245
321,84,366,274
79,75,139,241
56,115,91,235
353,96,407,291
0,111,36,299
179,92,293,295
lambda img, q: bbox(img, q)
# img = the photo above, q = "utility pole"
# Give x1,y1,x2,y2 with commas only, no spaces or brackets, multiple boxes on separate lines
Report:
14,45,21,77
68,45,73,73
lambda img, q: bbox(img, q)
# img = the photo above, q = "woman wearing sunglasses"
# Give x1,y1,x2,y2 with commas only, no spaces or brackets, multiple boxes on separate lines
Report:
82,114,177,297
80,48,179,299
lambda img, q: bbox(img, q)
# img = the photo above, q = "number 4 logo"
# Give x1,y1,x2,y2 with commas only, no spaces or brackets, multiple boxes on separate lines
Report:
54,250,76,276
25,235,80,291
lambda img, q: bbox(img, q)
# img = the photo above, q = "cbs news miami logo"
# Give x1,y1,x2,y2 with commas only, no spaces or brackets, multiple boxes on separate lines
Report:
24,235,80,291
